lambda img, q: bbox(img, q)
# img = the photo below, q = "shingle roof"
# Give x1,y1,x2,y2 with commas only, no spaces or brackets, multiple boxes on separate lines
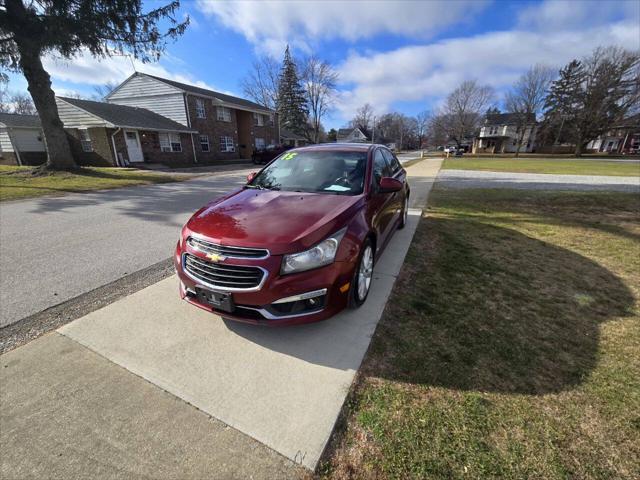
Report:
485,113,536,126
0,113,41,128
142,73,274,113
58,97,196,132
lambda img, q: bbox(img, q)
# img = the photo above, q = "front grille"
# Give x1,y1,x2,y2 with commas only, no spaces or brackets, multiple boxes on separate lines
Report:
187,237,268,259
184,254,265,290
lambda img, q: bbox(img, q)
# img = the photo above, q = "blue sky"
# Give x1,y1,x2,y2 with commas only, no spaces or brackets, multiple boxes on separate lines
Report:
5,0,639,129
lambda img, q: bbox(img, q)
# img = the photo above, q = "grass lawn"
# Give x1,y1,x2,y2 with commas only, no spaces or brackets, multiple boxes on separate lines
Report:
443,157,640,176
321,187,640,479
0,165,186,202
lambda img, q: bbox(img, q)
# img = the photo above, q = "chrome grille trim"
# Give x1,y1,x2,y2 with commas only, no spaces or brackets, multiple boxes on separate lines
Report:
187,236,269,259
182,253,267,292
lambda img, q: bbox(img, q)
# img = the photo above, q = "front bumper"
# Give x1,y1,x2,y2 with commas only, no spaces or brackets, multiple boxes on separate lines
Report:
174,242,354,326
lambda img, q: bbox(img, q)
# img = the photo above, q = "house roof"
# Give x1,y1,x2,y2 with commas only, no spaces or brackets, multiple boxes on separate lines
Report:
337,127,369,139
0,113,41,129
58,97,196,133
140,73,274,113
280,128,306,140
485,112,536,126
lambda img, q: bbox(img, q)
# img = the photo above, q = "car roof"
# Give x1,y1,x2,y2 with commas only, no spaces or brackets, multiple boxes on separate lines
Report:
292,143,384,153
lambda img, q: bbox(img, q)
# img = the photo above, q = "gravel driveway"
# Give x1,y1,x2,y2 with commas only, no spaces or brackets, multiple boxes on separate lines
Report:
439,169,640,192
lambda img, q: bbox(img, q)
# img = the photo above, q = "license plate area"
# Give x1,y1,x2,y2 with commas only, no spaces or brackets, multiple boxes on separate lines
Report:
195,287,235,313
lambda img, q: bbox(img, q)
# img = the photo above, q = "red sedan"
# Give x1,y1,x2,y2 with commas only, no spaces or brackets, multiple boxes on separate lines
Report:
175,143,410,325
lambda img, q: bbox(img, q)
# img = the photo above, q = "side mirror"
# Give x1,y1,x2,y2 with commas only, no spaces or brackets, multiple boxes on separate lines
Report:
246,172,257,183
379,177,403,193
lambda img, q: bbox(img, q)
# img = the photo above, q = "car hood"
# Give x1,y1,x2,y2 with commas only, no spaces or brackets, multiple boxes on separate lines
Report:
185,188,363,255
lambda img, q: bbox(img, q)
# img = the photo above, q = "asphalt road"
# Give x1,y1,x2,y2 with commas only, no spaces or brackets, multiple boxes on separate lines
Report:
0,168,253,328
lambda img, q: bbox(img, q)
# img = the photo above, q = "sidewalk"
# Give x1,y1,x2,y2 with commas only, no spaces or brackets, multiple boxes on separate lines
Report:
1,158,443,478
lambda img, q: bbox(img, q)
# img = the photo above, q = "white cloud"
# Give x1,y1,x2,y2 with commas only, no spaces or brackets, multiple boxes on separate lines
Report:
517,0,639,31
42,50,224,93
335,20,640,120
196,0,489,55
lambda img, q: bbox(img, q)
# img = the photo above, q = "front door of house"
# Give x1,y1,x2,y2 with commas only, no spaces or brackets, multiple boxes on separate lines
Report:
125,130,144,163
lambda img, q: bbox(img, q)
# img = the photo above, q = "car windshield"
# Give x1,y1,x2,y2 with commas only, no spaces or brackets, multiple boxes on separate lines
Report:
248,150,367,195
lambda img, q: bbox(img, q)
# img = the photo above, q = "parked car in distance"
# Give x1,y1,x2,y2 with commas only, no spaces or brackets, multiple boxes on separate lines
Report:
175,143,410,326
251,144,292,164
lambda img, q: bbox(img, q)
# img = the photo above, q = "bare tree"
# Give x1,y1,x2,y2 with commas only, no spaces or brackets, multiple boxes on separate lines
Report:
11,91,36,114
241,55,281,110
0,80,10,113
92,81,120,100
505,65,555,156
350,103,374,134
301,56,338,143
441,79,494,147
415,110,431,148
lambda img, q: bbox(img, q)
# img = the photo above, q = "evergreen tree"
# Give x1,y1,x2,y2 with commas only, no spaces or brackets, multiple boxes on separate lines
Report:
327,128,338,142
277,46,309,136
538,60,584,147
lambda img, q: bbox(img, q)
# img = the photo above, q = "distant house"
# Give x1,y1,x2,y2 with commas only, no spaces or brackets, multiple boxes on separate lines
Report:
106,72,279,164
473,112,537,154
280,128,308,148
56,97,197,166
586,114,640,154
0,113,46,165
336,127,369,143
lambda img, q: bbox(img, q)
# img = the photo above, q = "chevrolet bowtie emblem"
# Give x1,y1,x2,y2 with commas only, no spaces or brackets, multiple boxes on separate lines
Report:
206,253,227,262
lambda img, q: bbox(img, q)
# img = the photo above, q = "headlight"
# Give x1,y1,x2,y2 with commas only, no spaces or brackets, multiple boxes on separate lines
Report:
281,227,347,274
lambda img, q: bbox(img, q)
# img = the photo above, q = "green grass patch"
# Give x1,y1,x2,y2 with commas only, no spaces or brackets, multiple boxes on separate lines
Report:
442,157,640,176
322,188,640,479
0,165,185,202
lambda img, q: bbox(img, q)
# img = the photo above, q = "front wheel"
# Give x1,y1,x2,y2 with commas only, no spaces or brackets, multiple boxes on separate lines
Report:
350,239,374,308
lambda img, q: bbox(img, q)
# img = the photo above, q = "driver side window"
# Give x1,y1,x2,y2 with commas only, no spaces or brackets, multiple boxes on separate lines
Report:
372,149,392,189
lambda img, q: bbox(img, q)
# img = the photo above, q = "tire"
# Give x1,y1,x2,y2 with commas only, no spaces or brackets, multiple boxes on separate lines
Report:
349,238,374,308
398,194,409,229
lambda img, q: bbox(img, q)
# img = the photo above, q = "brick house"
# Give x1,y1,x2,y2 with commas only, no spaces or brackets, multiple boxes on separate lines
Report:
56,97,197,166
105,72,279,165
586,114,640,154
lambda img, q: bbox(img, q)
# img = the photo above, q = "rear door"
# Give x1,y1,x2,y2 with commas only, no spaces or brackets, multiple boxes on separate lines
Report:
382,148,406,224
369,148,395,253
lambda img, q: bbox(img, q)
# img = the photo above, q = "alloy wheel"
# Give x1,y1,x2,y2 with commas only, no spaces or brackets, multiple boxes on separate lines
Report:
357,245,373,301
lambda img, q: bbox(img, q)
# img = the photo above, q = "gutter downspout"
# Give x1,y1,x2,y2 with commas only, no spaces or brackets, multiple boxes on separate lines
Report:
184,93,197,164
6,129,22,166
111,128,122,166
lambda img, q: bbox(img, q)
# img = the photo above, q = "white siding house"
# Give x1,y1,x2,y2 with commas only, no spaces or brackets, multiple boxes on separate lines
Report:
106,74,189,125
0,113,46,165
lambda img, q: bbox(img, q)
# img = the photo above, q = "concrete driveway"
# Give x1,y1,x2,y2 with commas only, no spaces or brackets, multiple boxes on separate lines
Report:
1,158,443,476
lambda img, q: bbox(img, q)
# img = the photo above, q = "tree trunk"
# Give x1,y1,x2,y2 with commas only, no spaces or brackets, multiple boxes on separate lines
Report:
18,45,76,169
574,140,583,157
514,127,526,158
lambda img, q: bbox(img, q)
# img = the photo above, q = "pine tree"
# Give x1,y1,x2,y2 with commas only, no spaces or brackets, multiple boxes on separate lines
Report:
277,46,309,136
539,60,584,147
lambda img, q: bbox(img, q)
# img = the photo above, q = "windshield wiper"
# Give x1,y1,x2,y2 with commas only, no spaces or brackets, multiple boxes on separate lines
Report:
244,184,265,190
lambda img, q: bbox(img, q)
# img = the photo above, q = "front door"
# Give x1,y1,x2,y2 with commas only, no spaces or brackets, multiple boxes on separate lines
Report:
124,130,144,163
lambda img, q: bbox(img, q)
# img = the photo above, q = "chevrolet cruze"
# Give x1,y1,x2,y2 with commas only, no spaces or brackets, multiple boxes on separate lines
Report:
175,143,409,325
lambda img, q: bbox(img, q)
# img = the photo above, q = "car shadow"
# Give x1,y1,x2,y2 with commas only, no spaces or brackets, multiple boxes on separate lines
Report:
226,216,634,394
362,217,635,395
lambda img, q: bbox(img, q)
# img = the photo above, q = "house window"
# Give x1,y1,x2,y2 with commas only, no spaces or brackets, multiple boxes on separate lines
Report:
217,106,231,122
220,136,235,152
253,112,264,126
159,133,182,152
195,98,206,119
255,137,265,150
200,135,210,152
79,129,93,152
269,114,274,126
